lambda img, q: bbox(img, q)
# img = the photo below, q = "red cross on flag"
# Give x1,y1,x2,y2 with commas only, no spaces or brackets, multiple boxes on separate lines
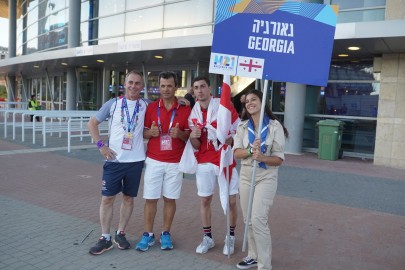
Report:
237,56,265,79
217,75,240,214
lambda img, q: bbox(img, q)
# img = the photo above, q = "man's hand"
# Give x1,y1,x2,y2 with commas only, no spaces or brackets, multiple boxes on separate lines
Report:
190,126,202,139
150,121,159,137
170,123,181,138
99,146,117,161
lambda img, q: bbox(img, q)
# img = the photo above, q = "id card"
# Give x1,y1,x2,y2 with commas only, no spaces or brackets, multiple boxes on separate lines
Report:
160,134,172,151
121,133,133,150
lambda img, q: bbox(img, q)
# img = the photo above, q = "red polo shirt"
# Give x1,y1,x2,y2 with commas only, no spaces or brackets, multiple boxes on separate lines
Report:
144,98,191,163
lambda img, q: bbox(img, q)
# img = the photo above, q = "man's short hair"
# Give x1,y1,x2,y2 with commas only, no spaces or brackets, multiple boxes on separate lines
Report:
125,70,144,81
192,76,210,87
158,71,178,87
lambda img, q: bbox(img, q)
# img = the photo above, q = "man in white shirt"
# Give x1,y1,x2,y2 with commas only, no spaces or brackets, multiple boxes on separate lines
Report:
87,70,149,255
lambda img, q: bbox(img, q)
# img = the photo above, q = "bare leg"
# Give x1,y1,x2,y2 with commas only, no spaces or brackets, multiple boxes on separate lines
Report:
144,199,158,232
200,195,213,227
162,197,176,232
100,195,115,234
117,194,134,232
229,194,238,227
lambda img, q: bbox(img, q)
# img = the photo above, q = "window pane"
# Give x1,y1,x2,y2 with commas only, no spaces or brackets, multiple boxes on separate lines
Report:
27,5,38,27
338,9,385,23
27,0,39,12
98,14,125,39
164,0,213,29
322,82,379,117
332,0,385,9
37,9,67,35
329,61,377,81
164,26,212,37
81,1,90,21
80,21,89,43
27,37,38,54
98,0,125,17
125,6,163,35
17,19,23,54
126,0,164,10
27,22,38,41
271,82,286,113
303,116,377,154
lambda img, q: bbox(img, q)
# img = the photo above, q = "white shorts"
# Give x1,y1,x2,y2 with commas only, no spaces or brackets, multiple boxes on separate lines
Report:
143,157,183,199
195,163,239,197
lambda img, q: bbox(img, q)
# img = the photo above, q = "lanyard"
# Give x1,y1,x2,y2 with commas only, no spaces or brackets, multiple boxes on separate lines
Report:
157,105,176,134
121,97,139,133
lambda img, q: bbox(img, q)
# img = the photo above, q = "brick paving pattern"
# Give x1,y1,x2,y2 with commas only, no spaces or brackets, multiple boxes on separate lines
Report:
0,123,404,270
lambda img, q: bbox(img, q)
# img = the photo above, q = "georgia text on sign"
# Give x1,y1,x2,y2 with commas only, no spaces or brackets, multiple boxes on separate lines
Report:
248,19,295,54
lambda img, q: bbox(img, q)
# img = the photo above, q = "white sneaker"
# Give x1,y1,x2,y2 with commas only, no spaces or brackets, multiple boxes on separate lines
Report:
196,236,215,254
223,235,235,255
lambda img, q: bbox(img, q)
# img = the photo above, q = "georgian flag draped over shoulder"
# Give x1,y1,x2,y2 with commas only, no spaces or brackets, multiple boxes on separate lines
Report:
217,75,240,214
217,75,238,144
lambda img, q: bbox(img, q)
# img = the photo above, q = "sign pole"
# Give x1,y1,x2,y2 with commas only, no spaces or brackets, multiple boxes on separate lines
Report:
226,164,231,258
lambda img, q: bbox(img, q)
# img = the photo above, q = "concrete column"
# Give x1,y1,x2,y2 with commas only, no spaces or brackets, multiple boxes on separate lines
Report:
8,0,16,58
284,82,307,154
7,76,16,103
68,0,81,48
65,0,81,110
102,68,110,104
7,0,17,106
66,68,77,110
22,2,28,55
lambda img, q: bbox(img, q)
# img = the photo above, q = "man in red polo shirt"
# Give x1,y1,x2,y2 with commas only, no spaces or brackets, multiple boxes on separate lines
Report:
136,71,191,252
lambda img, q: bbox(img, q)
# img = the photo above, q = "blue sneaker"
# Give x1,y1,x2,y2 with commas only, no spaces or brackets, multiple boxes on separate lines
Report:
135,232,155,251
160,231,173,250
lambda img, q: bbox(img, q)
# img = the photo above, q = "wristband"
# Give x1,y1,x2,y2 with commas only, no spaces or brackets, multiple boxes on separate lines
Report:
96,140,105,149
247,147,252,156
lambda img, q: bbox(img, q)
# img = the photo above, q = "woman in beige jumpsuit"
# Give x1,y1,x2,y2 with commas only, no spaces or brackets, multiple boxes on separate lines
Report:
233,89,288,270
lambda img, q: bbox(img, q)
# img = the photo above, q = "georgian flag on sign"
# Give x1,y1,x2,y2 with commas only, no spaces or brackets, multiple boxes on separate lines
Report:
216,75,240,214
237,56,265,79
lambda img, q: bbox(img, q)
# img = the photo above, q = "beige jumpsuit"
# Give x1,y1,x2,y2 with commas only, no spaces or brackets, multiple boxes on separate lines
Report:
233,119,286,270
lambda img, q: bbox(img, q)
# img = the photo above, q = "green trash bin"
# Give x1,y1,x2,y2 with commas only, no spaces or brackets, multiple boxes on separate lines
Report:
317,120,344,160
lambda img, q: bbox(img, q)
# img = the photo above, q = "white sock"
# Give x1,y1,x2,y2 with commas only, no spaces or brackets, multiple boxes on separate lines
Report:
102,234,111,241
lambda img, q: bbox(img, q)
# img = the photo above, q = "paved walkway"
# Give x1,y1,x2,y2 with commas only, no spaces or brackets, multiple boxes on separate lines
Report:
0,125,405,270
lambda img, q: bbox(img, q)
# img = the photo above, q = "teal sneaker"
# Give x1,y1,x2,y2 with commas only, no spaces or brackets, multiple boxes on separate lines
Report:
135,232,155,251
160,231,173,250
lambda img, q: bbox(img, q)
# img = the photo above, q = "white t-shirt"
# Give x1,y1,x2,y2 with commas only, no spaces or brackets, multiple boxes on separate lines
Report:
95,97,148,163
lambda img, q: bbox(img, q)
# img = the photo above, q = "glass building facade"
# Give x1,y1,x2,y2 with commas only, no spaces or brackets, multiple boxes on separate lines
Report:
17,0,214,54
331,0,386,23
240,58,379,156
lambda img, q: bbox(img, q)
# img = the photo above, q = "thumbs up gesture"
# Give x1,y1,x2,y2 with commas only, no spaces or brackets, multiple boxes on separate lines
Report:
170,122,180,138
190,125,201,139
150,121,159,137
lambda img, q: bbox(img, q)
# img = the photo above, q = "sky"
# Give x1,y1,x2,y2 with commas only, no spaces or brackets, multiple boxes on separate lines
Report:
0,18,9,48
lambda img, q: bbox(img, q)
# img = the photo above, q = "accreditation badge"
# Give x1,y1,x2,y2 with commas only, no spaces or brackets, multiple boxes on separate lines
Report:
121,133,133,150
160,134,172,151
